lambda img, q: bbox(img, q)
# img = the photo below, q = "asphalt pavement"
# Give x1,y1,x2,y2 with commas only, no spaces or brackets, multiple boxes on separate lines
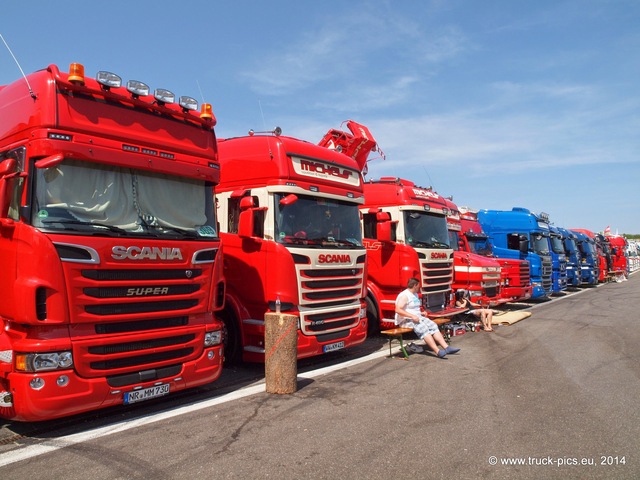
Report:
1,273,639,479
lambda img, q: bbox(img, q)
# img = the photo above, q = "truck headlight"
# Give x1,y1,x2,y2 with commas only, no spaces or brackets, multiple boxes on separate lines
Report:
15,351,74,372
204,331,222,347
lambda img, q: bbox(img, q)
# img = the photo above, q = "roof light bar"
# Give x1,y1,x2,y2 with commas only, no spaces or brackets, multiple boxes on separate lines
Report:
179,96,198,112
127,80,150,97
96,71,122,89
154,88,175,105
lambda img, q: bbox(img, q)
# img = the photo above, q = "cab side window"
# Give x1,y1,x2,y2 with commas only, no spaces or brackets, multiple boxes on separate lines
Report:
362,213,376,239
227,197,240,234
507,233,522,250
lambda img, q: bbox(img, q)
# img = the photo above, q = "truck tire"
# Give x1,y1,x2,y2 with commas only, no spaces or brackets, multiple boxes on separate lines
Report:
219,308,241,366
366,296,380,336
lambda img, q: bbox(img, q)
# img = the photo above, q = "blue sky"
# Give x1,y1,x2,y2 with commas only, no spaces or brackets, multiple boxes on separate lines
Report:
2,1,639,233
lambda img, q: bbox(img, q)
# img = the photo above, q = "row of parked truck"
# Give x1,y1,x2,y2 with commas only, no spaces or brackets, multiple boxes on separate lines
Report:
0,64,632,421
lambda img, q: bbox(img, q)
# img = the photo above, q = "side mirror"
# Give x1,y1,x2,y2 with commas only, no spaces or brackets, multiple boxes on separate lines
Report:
0,158,18,222
35,153,64,169
519,236,529,253
377,221,391,242
238,196,256,238
376,211,391,222
0,158,17,178
238,209,254,238
239,196,255,210
279,194,298,206
375,211,392,242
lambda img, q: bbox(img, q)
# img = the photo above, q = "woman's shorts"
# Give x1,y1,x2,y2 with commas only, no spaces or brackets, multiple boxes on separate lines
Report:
412,317,439,338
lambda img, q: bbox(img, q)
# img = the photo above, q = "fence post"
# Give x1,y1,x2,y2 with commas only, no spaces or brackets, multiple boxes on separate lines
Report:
264,312,298,394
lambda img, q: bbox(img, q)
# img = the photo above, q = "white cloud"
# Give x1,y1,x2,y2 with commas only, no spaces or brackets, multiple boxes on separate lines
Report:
241,7,469,98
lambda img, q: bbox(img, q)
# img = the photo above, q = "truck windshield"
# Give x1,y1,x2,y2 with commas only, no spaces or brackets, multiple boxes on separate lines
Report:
448,230,460,251
532,234,550,255
550,234,565,254
563,237,578,254
578,241,595,256
275,193,362,247
33,159,217,238
465,233,493,256
404,210,449,248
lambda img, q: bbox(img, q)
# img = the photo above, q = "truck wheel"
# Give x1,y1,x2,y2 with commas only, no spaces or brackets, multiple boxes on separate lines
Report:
219,308,241,366
366,297,380,336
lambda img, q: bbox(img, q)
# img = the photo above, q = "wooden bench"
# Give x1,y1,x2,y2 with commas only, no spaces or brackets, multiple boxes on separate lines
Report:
431,317,452,342
606,271,626,283
381,318,454,359
380,327,414,360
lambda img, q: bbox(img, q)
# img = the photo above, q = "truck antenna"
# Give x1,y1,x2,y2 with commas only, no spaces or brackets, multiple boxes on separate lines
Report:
0,33,36,99
196,79,206,103
422,166,435,190
258,100,276,159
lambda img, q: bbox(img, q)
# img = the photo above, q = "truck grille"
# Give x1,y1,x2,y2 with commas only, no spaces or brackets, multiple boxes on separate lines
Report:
541,257,553,291
295,253,365,336
58,250,216,380
519,261,530,286
484,286,498,298
421,259,454,313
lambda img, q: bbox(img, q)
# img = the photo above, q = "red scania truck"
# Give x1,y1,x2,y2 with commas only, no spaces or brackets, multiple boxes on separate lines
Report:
457,207,532,303
360,179,462,331
0,64,225,421
215,127,368,363
441,198,503,306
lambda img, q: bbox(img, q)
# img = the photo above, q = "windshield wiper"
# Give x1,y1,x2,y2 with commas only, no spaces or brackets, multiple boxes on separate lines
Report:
413,240,449,248
145,225,200,238
41,219,128,234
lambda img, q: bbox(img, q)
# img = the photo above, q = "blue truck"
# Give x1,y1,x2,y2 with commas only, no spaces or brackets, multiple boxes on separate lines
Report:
477,207,553,299
547,226,569,293
570,230,599,285
555,227,582,287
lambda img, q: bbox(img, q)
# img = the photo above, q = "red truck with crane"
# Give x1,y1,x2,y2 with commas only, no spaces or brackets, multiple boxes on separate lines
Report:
0,64,225,421
215,126,368,363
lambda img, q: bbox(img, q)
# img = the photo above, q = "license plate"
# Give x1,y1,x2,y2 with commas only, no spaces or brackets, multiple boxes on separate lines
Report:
323,341,345,353
124,384,170,405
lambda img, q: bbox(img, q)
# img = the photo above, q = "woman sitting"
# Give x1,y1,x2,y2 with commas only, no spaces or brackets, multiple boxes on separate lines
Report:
455,289,495,332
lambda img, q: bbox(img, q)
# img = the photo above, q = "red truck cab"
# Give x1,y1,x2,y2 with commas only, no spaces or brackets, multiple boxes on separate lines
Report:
216,129,368,363
0,64,225,421
442,199,503,306
361,179,462,331
458,207,532,303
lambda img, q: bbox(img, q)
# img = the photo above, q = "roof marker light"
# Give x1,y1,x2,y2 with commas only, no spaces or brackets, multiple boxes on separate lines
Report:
96,71,122,90
68,63,85,83
154,88,175,105
179,96,198,112
127,80,150,98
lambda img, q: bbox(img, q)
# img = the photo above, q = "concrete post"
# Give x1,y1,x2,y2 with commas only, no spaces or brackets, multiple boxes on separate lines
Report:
264,313,298,394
